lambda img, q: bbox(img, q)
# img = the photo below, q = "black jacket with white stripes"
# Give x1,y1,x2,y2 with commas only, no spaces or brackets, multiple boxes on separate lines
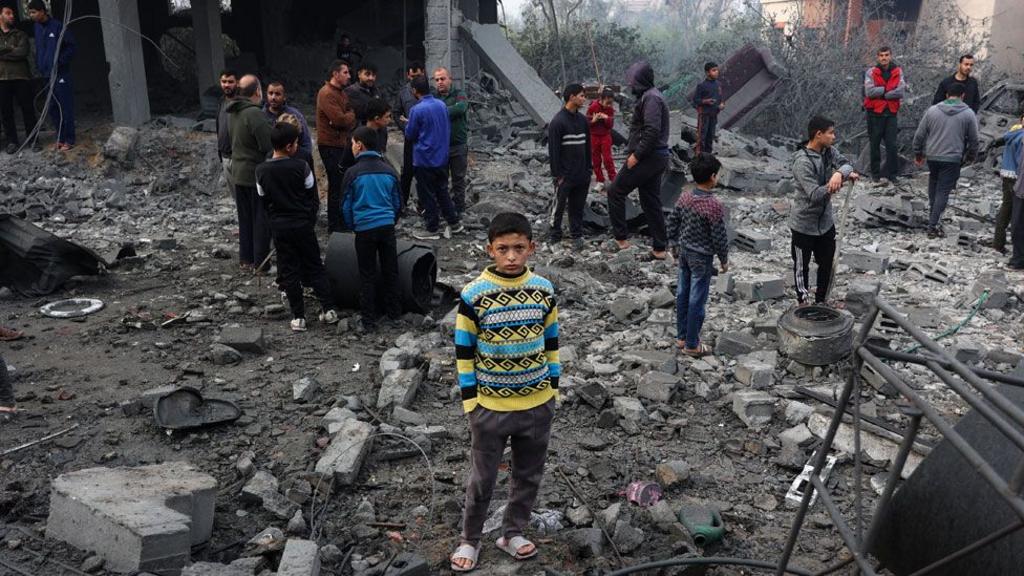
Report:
547,107,592,186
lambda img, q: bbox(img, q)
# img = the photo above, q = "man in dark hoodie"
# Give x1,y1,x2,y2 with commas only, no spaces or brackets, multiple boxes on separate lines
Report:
912,82,979,238
228,75,274,270
691,62,724,154
607,60,670,260
789,116,858,305
215,70,238,195
345,61,381,126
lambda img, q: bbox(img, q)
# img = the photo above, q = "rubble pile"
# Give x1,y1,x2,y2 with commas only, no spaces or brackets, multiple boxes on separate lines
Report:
0,92,1022,576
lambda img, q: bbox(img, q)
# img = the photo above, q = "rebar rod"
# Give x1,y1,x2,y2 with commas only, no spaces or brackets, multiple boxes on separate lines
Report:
924,360,1024,453
865,344,1024,388
906,519,1024,576
809,475,879,576
861,409,923,554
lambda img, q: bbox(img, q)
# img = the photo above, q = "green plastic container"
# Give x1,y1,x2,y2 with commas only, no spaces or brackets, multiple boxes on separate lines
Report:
677,504,725,546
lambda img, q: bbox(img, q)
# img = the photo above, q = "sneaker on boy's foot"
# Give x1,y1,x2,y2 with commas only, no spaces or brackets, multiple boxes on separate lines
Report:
290,318,307,332
412,228,440,241
319,309,339,324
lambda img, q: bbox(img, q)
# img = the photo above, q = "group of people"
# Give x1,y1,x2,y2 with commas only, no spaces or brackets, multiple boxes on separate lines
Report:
215,55,473,333
0,0,75,154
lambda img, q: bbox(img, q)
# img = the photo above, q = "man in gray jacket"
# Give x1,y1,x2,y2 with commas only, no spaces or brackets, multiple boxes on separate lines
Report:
912,82,979,238
790,116,859,305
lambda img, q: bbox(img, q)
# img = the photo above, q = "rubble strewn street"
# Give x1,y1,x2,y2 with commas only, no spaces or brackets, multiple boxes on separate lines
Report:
1,83,1023,576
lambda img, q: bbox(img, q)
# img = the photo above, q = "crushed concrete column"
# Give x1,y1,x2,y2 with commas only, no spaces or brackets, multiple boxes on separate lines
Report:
98,0,151,126
191,0,225,100
46,462,217,575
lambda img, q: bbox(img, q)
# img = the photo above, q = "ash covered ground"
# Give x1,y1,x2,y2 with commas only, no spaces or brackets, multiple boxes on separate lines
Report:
0,101,1022,576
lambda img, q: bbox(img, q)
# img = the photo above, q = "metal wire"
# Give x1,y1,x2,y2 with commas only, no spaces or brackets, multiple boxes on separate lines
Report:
606,556,817,576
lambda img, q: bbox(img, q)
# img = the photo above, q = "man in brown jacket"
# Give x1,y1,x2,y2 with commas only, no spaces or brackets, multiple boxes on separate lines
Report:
317,60,356,232
0,5,36,153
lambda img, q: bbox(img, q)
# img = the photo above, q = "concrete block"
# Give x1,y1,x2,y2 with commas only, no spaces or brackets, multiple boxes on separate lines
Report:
734,275,786,301
315,419,375,485
613,396,647,422
971,270,1010,309
102,126,139,165
322,407,357,435
181,561,254,576
654,460,690,488
637,371,679,403
715,331,758,357
47,462,217,575
752,316,778,336
842,249,889,273
293,376,320,403
377,368,422,409
733,229,772,253
845,280,880,316
785,400,814,425
218,326,265,354
779,424,814,448
734,350,777,389
732,390,774,428
908,262,952,284
713,271,735,294
278,539,320,576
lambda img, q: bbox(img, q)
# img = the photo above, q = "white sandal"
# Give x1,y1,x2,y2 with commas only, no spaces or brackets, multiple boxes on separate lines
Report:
496,535,538,560
450,542,481,572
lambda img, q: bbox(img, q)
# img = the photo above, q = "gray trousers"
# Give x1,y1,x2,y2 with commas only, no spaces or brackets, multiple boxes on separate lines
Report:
462,399,555,545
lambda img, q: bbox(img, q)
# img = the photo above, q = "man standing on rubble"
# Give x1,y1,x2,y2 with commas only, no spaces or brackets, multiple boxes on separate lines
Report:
28,0,75,151
216,70,238,195
397,61,424,212
345,62,380,126
264,81,313,172
433,67,469,216
547,83,591,248
1010,145,1024,270
863,47,905,185
317,60,356,233
406,74,463,240
227,75,273,271
913,82,979,239
790,116,859,305
0,4,37,154
933,55,980,113
691,62,724,154
607,60,670,260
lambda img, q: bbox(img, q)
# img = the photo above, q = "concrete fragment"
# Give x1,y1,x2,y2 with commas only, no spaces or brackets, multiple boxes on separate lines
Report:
577,381,608,409
315,419,375,485
47,462,217,574
377,368,422,409
655,460,690,488
241,471,278,503
779,424,815,448
785,400,814,425
971,270,1010,309
734,275,786,301
842,249,890,273
278,539,320,576
715,331,758,357
322,406,356,435
613,396,647,422
208,343,242,365
392,406,427,426
609,297,645,323
103,126,139,165
638,371,679,403
732,390,774,428
647,286,676,309
293,376,320,403
733,229,772,252
181,562,254,576
218,326,265,354
566,527,604,558
734,350,777,389
612,520,644,554
807,412,923,478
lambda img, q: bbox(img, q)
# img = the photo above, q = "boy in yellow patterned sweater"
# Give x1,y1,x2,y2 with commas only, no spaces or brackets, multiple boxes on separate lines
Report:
449,212,559,572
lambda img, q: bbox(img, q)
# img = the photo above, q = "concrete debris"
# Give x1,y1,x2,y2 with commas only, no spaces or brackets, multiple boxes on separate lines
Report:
732,390,774,428
734,350,778,389
807,412,924,478
377,368,422,409
293,376,320,403
638,371,680,403
715,331,759,357
733,275,786,301
278,539,321,576
218,326,265,354
315,418,376,485
102,126,139,166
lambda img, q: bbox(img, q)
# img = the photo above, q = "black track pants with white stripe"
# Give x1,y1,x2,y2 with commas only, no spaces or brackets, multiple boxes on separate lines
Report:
790,227,836,304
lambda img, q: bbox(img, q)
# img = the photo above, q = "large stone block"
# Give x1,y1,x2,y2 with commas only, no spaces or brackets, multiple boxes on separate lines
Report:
734,275,786,301
278,539,321,576
377,368,422,409
47,462,217,575
315,419,375,485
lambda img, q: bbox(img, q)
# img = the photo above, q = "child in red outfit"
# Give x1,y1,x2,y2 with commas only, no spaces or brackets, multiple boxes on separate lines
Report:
587,87,617,188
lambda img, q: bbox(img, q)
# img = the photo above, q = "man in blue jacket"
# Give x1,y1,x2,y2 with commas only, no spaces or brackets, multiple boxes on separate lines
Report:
404,74,463,240
341,126,403,330
991,115,1023,254
28,0,74,150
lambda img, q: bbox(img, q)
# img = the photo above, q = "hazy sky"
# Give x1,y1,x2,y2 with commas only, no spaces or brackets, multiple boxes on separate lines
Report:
499,0,530,23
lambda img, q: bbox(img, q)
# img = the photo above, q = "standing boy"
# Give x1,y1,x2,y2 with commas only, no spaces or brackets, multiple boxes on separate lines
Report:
863,47,905,184
450,212,559,572
912,82,978,238
790,116,859,305
364,98,391,153
691,62,724,154
28,0,75,151
547,83,591,247
256,122,339,332
666,153,729,357
990,115,1022,254
586,87,617,190
341,126,402,330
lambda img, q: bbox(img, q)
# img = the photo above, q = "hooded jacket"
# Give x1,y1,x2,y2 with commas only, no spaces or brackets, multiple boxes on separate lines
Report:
912,99,979,164
227,98,273,187
995,125,1024,179
624,61,670,160
0,27,31,81
789,146,854,236
340,151,401,232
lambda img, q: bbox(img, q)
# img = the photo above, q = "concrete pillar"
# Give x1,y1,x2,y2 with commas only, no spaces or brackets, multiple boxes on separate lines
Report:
459,0,480,81
426,0,464,84
98,0,150,126
192,0,224,99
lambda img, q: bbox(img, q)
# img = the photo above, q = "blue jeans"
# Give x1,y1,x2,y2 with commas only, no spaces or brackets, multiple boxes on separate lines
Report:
675,251,713,349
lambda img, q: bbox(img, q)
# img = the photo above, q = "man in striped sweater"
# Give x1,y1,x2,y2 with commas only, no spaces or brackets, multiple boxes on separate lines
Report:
450,213,560,572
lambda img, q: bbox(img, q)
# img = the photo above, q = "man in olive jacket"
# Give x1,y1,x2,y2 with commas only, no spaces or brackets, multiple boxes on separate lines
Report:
0,5,36,153
228,75,273,270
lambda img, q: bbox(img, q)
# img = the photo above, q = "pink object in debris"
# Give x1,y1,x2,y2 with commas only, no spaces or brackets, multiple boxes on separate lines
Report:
625,480,663,507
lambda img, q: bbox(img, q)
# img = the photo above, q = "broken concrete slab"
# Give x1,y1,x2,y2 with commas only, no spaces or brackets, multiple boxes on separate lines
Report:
971,270,1010,309
733,229,772,253
732,390,774,428
315,418,375,485
734,275,786,301
715,331,758,357
47,462,217,575
293,376,320,403
218,326,265,354
613,396,647,422
807,412,923,478
842,249,890,274
638,371,680,403
734,350,777,389
377,368,422,409
278,539,320,576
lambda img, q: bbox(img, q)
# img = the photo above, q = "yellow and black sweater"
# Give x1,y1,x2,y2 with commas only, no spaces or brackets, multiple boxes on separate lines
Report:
455,266,560,413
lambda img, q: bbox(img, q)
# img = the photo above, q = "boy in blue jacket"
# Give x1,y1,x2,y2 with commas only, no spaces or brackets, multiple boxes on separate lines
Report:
992,115,1023,254
342,126,403,330
28,0,75,150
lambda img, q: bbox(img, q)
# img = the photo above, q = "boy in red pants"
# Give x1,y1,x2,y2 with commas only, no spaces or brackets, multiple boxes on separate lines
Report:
587,87,616,191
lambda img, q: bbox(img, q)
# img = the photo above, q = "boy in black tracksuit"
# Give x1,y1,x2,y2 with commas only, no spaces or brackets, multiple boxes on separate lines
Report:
256,122,339,332
341,126,403,330
691,62,723,154
547,83,592,246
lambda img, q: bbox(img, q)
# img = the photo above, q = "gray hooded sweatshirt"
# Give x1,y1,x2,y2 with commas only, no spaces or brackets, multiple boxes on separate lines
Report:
912,99,979,164
789,146,854,236
624,61,670,160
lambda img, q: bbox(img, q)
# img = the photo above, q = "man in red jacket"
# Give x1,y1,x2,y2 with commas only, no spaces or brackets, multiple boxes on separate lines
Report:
863,46,905,184
587,87,617,190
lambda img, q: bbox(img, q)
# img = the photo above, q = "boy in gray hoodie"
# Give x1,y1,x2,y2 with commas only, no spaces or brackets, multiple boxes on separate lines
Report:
912,82,979,238
790,116,859,305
